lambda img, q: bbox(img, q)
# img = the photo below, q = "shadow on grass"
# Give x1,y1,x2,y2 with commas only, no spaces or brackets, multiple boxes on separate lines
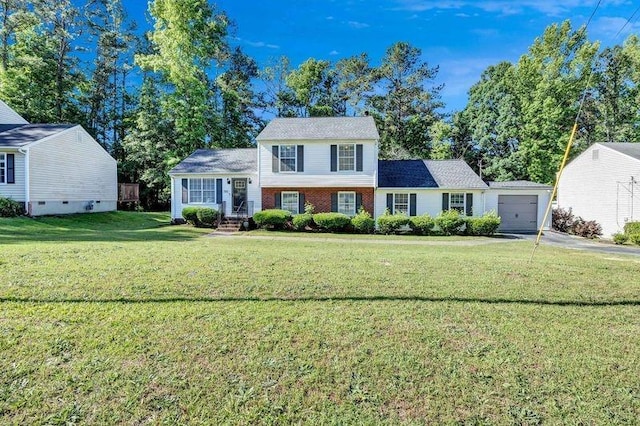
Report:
1,295,638,307
0,228,207,243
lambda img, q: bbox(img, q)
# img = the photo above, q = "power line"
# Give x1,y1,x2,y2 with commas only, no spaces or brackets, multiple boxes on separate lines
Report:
615,3,640,39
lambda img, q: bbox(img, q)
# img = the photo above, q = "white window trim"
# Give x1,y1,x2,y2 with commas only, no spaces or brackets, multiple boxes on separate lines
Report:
393,193,409,215
449,192,465,213
279,145,297,173
337,143,355,172
0,152,5,185
281,191,299,215
188,178,216,204
337,191,356,216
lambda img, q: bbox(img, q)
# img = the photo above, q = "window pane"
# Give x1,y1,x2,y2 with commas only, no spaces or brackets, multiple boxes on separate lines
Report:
338,144,355,171
450,193,464,213
280,145,296,172
338,192,355,216
0,153,4,184
394,193,409,215
189,179,202,203
202,178,216,203
281,192,299,214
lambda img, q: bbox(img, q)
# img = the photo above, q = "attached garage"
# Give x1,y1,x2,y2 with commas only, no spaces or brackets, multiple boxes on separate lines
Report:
485,181,553,233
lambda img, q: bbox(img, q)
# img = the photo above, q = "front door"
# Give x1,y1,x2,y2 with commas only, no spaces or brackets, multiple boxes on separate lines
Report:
232,178,248,215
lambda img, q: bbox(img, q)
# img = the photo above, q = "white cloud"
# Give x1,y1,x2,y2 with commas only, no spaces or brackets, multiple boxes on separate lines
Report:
244,40,280,49
392,0,613,17
347,20,370,29
590,16,640,40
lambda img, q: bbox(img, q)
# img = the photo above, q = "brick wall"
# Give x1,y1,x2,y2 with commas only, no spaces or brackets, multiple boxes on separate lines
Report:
262,187,375,214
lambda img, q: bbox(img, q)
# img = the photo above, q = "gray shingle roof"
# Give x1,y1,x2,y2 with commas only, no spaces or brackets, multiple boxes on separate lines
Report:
600,142,640,161
378,159,487,189
256,116,379,141
424,160,488,189
0,123,76,148
488,180,552,189
169,148,256,174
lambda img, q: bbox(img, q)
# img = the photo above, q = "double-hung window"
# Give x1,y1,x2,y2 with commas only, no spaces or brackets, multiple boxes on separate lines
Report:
188,178,216,203
393,194,409,215
281,191,299,215
0,153,5,184
280,145,296,172
337,192,356,216
338,144,355,171
450,193,465,213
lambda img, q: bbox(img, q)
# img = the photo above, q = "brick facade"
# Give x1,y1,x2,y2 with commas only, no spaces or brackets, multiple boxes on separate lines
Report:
262,187,375,214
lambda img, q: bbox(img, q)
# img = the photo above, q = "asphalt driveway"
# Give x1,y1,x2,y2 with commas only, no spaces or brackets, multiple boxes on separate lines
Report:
515,230,640,256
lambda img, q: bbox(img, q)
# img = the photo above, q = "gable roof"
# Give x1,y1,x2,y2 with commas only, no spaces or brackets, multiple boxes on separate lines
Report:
256,116,379,141
599,142,640,161
169,148,256,174
488,180,552,190
0,123,76,148
378,159,488,189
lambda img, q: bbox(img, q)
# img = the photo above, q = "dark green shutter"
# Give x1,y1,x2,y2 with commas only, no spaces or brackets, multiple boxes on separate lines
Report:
410,193,417,216
297,145,304,172
356,193,363,212
442,193,449,211
7,153,14,184
182,179,188,203
330,193,338,212
272,145,279,172
216,178,222,204
298,193,305,214
274,192,281,209
356,144,363,171
386,193,393,214
330,145,337,172
466,193,473,216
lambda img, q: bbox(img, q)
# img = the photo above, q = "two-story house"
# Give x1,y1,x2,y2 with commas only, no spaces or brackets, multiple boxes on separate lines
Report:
169,116,552,232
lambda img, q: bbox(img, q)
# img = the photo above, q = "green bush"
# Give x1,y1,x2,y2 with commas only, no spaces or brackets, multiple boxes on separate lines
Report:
181,207,200,226
409,214,434,235
253,209,292,229
351,208,375,234
292,213,314,231
466,212,501,236
0,197,23,217
377,212,410,235
623,221,640,235
629,233,640,246
612,232,628,245
196,207,217,228
434,209,465,235
313,212,351,232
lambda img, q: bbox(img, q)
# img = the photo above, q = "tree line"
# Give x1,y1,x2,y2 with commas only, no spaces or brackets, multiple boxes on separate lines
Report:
0,0,638,208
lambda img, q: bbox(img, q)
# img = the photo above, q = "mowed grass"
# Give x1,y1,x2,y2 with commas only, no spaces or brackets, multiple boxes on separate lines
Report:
1,213,639,424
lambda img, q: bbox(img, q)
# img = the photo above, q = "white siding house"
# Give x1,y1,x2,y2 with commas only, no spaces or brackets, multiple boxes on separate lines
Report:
0,101,117,215
558,143,640,237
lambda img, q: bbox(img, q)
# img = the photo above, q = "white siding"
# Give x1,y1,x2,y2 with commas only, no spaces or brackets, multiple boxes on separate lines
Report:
259,140,377,187
0,149,26,201
171,173,260,220
28,126,117,214
374,189,484,219
558,144,640,237
485,189,551,231
0,100,28,124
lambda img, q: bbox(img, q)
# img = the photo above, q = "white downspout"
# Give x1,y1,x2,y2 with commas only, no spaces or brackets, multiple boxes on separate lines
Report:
18,147,30,214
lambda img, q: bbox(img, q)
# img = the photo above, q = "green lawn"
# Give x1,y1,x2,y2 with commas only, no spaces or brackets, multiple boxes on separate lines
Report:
1,212,639,424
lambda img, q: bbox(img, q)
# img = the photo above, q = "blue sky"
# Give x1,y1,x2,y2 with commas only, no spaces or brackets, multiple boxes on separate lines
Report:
124,1,640,113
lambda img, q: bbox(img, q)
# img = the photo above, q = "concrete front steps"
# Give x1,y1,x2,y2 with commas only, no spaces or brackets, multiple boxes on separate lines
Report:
215,217,246,233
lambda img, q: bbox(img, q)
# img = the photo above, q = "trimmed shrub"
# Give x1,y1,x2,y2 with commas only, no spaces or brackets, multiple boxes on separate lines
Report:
377,213,410,235
612,232,628,245
196,207,217,228
292,213,314,231
0,197,23,217
181,207,200,226
351,208,375,234
629,233,640,246
623,221,640,236
303,201,315,215
572,218,602,239
253,209,292,229
552,207,575,233
466,212,501,236
409,214,434,235
313,212,351,232
434,209,465,235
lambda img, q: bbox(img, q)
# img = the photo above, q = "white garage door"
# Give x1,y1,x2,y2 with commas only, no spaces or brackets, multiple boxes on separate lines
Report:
498,195,538,232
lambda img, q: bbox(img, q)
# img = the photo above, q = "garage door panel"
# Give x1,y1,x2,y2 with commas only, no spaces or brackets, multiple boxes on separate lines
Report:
498,195,538,231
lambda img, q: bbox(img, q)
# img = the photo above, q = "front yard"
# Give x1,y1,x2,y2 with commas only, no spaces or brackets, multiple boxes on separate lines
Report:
1,212,638,423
